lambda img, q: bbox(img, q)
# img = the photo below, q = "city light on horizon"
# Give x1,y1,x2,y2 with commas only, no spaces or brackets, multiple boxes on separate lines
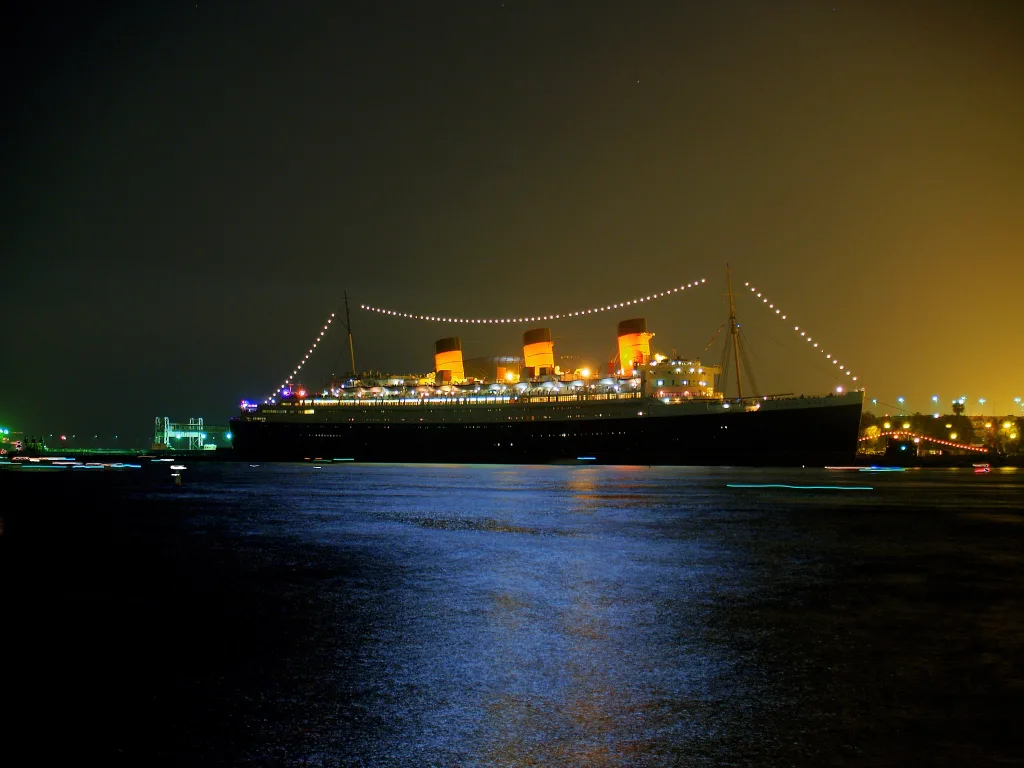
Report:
864,392,1024,416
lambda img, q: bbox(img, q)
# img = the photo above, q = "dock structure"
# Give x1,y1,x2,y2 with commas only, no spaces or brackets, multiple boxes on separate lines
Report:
153,417,231,450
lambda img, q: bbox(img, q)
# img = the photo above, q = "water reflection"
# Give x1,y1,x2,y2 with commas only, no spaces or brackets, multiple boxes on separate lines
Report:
10,463,1021,765
343,466,738,766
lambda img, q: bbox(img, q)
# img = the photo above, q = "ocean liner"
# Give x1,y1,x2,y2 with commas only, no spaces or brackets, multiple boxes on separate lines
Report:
230,279,864,466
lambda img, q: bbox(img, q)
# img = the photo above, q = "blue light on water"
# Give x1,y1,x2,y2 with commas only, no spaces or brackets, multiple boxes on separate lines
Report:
727,484,873,491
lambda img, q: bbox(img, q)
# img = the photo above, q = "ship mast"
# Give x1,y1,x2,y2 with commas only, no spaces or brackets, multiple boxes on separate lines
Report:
726,264,743,399
343,290,356,378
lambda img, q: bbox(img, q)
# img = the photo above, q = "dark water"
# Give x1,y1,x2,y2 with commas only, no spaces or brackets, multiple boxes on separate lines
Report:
3,464,1023,766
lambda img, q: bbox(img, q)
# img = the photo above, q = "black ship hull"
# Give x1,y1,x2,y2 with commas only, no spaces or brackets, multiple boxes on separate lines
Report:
230,398,863,466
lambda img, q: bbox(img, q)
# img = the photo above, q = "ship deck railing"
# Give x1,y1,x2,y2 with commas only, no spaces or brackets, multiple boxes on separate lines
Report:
282,391,647,408
254,391,849,414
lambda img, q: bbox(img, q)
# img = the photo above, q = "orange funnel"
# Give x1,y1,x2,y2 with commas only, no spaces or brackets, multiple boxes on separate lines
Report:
434,337,465,383
522,328,554,371
617,318,654,375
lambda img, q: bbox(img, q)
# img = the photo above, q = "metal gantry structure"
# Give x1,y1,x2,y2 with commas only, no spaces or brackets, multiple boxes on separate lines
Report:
153,417,230,450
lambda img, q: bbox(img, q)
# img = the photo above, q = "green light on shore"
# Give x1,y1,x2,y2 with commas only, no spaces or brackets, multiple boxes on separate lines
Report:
225,432,233,440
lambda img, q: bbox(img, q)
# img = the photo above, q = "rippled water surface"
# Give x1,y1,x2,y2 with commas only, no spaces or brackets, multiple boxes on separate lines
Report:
4,464,1023,766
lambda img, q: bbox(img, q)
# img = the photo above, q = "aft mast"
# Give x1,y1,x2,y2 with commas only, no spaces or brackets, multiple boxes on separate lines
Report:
726,265,743,399
343,291,356,378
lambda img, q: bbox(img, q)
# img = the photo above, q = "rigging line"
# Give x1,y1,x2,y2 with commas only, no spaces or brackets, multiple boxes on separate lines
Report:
872,400,920,412
736,328,760,397
735,325,766,377
330,300,354,375
360,278,707,325
754,329,850,384
740,280,859,383
266,311,337,402
703,324,725,353
717,335,736,398
718,360,735,398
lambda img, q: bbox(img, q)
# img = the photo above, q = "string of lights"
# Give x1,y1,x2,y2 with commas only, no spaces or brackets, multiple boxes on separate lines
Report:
858,430,988,453
742,281,860,385
359,278,707,325
266,312,336,402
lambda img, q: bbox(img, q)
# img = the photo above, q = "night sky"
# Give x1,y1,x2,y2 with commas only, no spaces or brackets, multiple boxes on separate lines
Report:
3,1,1022,443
